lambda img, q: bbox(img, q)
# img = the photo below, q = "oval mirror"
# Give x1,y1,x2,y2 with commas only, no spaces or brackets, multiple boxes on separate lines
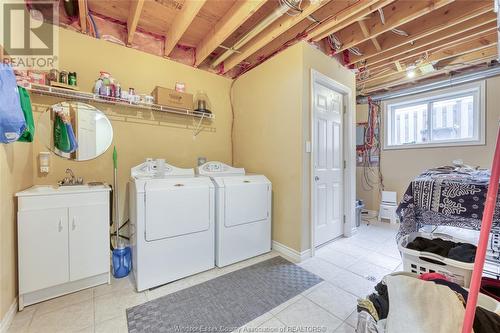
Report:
38,102,113,161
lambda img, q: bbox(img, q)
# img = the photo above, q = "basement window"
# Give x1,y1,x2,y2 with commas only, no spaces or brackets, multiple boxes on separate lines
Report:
383,81,485,149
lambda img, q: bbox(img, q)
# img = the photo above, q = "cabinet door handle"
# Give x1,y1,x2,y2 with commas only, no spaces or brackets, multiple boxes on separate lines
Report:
58,219,63,232
72,217,76,231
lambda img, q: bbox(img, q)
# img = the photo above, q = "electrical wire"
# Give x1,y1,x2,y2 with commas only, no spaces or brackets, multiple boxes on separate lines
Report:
391,28,409,37
359,99,384,193
349,47,363,56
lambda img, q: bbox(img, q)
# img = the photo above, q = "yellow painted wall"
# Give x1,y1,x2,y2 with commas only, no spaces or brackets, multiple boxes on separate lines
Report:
357,76,500,209
31,28,233,225
232,45,304,252
0,144,33,320
301,45,356,251
233,42,355,252
1,26,232,322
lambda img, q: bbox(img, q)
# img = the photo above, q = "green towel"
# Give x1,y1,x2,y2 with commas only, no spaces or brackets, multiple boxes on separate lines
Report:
17,86,35,142
54,113,71,152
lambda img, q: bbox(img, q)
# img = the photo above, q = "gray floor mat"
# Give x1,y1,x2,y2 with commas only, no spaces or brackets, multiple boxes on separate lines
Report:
126,256,322,333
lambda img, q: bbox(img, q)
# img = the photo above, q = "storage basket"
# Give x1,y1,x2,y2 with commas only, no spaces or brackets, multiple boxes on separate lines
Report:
398,232,475,287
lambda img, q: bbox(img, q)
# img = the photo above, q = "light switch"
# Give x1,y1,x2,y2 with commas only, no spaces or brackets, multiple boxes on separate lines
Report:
305,141,312,153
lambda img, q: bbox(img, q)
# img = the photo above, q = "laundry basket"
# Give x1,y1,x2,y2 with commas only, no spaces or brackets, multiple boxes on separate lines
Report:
398,232,475,287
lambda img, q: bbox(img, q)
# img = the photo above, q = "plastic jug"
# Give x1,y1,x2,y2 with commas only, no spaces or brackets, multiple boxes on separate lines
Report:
112,246,131,278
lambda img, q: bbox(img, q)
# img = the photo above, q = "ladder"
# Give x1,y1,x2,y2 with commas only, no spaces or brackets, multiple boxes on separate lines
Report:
462,125,500,333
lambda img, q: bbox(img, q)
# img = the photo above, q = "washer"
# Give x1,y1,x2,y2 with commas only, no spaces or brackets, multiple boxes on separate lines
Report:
130,159,214,291
197,161,271,267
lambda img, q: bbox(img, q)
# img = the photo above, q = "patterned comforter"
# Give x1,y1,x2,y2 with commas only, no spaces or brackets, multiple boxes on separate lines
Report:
396,167,500,242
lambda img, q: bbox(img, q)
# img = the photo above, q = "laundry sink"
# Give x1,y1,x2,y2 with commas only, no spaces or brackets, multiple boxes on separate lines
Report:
16,184,110,197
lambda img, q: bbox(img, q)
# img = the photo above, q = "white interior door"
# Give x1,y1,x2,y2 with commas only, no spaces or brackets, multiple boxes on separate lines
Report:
313,80,344,247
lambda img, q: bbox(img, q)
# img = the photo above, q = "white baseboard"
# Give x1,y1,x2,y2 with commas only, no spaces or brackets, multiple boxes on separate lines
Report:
272,241,311,263
0,298,17,333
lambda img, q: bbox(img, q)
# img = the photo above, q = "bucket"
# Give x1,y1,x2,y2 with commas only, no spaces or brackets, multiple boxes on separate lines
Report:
112,246,131,278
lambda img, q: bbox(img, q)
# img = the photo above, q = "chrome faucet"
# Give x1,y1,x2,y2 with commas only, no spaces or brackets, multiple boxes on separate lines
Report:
58,168,84,186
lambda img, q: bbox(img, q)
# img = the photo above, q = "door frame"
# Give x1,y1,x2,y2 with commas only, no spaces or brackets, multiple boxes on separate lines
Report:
309,69,356,256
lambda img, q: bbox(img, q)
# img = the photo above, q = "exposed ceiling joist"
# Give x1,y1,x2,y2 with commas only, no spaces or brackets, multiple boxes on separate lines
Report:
364,19,498,73
78,0,87,33
331,0,454,53
309,0,395,42
437,46,498,68
221,0,332,73
348,1,493,65
164,0,207,57
358,19,382,51
362,47,497,94
195,0,267,67
360,32,498,87
127,0,145,45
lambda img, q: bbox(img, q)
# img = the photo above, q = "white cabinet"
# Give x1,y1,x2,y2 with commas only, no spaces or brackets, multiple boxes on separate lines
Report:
18,208,69,293
16,185,111,310
69,204,109,281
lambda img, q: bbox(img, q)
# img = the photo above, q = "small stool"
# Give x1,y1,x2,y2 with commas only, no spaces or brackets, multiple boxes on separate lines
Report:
379,191,398,224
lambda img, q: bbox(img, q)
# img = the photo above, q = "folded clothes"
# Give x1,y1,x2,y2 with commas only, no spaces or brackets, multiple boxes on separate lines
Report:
419,272,448,281
448,243,477,263
474,307,500,333
358,298,380,322
406,237,476,263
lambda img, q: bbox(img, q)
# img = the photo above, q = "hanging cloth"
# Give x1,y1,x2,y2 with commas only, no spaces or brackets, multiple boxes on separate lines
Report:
17,87,35,142
0,63,26,143
54,113,71,152
65,122,78,153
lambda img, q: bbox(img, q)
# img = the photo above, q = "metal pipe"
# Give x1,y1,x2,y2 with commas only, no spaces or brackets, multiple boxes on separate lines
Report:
211,2,292,68
357,64,500,103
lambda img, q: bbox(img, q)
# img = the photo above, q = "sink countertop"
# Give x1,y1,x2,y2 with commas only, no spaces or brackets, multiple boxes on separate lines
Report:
16,184,111,197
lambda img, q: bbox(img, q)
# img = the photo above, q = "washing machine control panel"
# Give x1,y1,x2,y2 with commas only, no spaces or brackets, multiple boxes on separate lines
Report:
197,161,245,176
132,159,194,178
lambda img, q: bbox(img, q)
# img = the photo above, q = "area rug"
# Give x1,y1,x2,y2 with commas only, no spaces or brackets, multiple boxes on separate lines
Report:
126,256,322,333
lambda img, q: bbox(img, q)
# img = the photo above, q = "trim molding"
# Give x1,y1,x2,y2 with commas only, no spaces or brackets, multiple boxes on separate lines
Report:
0,298,17,333
272,241,312,263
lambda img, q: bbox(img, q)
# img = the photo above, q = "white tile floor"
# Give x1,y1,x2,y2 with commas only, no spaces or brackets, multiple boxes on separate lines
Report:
8,221,401,333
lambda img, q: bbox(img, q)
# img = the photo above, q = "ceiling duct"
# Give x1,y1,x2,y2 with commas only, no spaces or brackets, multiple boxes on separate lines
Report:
358,64,500,103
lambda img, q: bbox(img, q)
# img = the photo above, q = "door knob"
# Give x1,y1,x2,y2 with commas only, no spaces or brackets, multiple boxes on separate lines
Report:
58,219,63,232
314,176,320,181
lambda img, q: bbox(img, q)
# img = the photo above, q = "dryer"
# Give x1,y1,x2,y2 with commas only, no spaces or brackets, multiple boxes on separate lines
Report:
130,159,214,291
197,161,271,267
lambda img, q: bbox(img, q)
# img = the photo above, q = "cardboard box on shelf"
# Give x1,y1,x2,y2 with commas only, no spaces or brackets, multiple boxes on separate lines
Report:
151,86,193,110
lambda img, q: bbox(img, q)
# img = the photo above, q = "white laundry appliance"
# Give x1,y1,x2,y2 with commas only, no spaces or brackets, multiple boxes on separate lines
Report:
129,159,215,291
197,161,271,267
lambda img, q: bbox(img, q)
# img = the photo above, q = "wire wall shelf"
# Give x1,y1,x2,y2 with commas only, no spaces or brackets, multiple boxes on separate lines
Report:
26,84,215,120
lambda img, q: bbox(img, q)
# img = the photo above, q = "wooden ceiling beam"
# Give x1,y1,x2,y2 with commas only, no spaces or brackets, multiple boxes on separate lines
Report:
359,32,498,87
78,0,87,33
164,0,207,57
361,47,497,94
364,20,497,74
330,0,454,53
309,0,395,42
221,0,332,73
127,0,145,45
195,0,267,67
358,19,382,51
348,1,493,65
